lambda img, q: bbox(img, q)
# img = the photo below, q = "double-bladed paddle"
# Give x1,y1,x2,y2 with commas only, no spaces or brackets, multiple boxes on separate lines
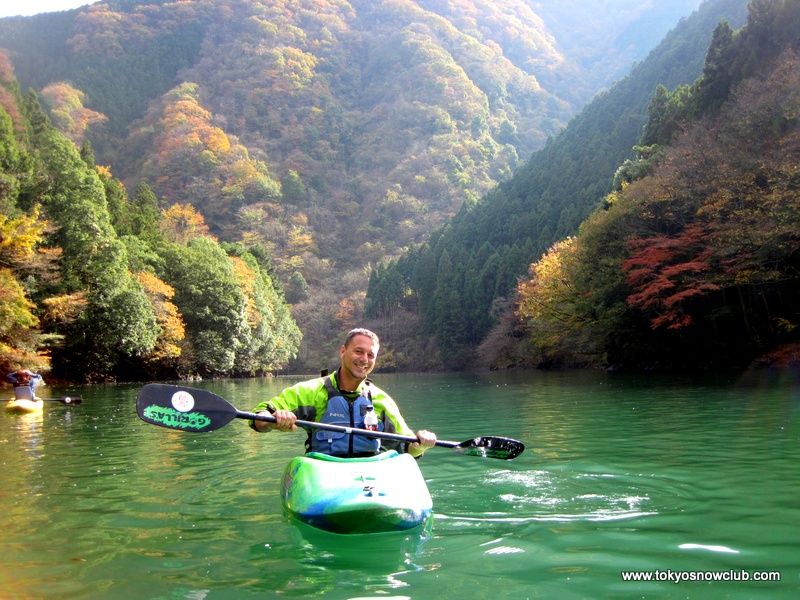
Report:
136,383,525,460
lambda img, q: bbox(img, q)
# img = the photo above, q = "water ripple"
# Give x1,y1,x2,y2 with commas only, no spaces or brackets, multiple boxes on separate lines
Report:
430,464,699,526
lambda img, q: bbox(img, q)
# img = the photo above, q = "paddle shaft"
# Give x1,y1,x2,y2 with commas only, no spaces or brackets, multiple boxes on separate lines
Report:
244,409,462,449
136,383,525,459
46,396,83,405
9,395,82,405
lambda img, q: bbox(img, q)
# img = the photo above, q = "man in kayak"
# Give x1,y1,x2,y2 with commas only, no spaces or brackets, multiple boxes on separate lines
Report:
7,369,45,400
251,328,437,458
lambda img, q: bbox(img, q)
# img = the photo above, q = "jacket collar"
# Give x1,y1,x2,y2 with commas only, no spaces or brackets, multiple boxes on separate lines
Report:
332,368,370,395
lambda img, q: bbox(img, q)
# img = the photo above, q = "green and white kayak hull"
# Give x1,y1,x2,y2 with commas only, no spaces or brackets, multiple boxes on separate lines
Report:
281,451,433,534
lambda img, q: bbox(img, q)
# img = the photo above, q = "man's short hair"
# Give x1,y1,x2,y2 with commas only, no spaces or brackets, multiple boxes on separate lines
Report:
343,328,380,348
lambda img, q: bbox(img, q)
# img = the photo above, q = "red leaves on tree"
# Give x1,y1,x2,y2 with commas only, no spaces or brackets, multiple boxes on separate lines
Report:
623,223,720,329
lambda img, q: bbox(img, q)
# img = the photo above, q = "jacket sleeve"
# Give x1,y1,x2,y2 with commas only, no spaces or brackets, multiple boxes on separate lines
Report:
250,378,323,431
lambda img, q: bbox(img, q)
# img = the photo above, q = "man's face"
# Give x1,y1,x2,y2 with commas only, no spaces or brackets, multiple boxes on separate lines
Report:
340,334,379,382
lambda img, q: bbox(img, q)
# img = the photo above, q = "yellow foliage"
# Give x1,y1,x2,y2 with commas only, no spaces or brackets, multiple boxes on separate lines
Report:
95,165,113,180
282,254,306,272
136,272,185,361
288,227,315,254
0,268,38,332
203,127,231,154
165,98,212,125
231,256,262,328
40,292,88,326
290,213,308,226
0,208,48,268
160,203,216,244
516,237,577,323
514,237,588,356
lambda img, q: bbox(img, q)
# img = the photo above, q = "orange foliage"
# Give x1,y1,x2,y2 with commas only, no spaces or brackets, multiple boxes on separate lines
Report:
156,89,230,160
142,83,278,214
136,271,185,361
40,82,108,144
336,296,356,326
160,203,216,244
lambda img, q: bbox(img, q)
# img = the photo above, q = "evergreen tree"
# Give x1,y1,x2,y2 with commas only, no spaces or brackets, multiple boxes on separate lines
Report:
79,139,95,168
0,107,22,213
693,21,737,114
129,181,162,244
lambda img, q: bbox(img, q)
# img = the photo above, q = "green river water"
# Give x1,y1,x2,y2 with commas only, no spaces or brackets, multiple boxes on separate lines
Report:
1,369,798,599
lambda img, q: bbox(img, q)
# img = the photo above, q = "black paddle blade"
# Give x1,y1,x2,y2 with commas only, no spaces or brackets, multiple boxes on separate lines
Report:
453,436,525,460
136,384,238,433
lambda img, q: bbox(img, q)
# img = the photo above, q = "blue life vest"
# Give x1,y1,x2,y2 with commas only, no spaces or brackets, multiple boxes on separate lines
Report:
309,377,382,456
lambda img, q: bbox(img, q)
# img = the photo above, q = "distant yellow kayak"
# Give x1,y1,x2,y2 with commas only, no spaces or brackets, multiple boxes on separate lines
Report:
6,398,44,413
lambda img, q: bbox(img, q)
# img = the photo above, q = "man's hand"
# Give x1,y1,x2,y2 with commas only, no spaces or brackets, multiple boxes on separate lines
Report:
408,429,437,458
254,409,297,432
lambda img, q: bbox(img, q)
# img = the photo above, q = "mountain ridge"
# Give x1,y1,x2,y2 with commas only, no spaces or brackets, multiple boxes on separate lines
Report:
0,0,734,373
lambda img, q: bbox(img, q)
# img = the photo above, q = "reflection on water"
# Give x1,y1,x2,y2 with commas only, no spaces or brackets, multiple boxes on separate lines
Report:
237,519,435,598
1,371,799,598
4,411,44,458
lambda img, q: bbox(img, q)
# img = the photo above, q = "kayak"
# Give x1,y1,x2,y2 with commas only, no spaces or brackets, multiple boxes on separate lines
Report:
281,450,433,534
6,398,44,413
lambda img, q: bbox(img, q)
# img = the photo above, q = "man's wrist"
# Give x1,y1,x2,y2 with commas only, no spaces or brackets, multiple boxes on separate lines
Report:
407,443,424,458
254,410,273,431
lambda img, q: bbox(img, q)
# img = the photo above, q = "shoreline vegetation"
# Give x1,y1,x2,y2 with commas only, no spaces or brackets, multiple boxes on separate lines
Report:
2,1,799,382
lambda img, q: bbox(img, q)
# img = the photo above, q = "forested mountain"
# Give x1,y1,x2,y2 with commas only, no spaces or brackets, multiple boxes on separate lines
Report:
514,0,800,370
0,57,301,382
367,0,750,368
0,0,711,375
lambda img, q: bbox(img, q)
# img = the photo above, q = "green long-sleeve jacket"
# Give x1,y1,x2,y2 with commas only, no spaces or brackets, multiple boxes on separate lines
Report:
250,370,414,454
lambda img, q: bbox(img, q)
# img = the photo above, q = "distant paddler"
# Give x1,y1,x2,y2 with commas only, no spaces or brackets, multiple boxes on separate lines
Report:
7,369,45,400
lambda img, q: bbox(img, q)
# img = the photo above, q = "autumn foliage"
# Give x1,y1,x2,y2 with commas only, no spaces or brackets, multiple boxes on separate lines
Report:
40,82,107,145
623,223,720,330
2,0,798,375
0,70,300,381
516,25,800,368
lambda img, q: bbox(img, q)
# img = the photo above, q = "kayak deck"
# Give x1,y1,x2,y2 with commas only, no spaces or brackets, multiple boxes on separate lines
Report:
6,398,44,413
281,451,433,534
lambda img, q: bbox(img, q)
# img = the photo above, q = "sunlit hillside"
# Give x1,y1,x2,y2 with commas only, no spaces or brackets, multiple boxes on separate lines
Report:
0,0,735,375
